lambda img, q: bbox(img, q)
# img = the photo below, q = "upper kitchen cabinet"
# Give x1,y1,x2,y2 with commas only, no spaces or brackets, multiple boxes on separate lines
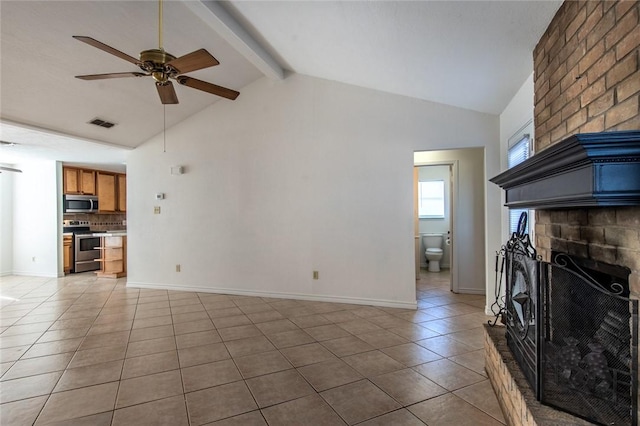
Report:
117,174,126,212
97,172,117,212
63,167,96,195
97,172,126,213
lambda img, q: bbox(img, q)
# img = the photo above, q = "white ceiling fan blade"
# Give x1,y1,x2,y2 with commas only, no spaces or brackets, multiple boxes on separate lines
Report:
0,166,23,173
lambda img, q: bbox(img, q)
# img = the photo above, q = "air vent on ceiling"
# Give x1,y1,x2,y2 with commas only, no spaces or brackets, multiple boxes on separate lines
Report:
88,118,116,129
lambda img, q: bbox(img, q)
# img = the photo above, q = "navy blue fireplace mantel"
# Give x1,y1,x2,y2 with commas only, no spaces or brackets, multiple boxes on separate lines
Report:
490,130,640,209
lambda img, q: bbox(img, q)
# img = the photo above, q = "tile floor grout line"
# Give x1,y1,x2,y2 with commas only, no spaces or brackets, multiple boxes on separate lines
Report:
109,282,141,425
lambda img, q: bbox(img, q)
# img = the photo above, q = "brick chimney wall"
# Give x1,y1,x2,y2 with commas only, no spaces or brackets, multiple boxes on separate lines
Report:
532,0,640,297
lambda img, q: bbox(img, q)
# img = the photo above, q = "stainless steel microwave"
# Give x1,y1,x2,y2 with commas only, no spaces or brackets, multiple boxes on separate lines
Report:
63,194,98,213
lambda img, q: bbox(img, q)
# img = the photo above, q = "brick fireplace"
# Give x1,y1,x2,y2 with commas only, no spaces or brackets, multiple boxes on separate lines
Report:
490,130,639,424
486,1,640,425
533,0,640,299
533,3,640,411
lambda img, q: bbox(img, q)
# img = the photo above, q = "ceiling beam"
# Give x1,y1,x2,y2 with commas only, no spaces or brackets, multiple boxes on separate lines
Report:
186,0,284,80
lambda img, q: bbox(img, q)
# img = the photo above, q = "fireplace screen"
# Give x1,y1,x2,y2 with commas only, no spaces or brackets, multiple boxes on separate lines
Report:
540,254,638,425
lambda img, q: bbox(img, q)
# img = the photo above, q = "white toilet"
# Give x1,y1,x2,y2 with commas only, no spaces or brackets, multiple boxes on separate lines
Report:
422,234,444,272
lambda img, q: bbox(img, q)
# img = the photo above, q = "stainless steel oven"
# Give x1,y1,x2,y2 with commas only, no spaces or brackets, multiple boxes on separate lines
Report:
63,221,103,273
74,234,101,272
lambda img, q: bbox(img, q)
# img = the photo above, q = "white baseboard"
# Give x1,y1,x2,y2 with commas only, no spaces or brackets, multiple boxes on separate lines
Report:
10,270,58,278
126,281,418,310
455,287,485,295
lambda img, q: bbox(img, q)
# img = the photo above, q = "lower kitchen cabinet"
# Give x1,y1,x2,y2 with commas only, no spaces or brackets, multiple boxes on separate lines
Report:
96,235,127,278
63,234,73,274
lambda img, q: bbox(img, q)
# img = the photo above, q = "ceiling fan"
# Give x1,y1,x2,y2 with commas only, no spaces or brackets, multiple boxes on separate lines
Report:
73,0,239,104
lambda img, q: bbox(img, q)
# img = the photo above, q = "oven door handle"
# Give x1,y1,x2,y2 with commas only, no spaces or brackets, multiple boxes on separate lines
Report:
90,199,96,212
76,260,100,265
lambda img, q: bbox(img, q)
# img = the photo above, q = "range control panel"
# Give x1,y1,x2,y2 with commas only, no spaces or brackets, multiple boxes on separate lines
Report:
63,220,90,227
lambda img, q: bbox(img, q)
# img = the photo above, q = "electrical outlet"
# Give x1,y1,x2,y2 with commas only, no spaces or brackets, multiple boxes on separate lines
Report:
313,270,319,280
176,264,181,272
154,206,161,214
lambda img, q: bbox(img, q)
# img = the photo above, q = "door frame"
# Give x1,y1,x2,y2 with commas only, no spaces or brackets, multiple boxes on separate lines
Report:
413,160,459,292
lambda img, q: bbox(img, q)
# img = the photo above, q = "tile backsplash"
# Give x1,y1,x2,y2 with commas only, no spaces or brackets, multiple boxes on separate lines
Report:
63,213,127,231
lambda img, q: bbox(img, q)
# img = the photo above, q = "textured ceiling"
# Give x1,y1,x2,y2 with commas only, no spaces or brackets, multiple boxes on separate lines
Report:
0,0,562,166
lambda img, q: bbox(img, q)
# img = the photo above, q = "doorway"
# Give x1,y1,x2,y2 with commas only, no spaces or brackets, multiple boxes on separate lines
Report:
414,147,487,298
413,160,457,293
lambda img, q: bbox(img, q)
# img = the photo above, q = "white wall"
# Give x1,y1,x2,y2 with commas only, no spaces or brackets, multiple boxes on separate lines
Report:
11,160,60,277
499,71,535,237
128,74,500,308
492,73,535,312
417,165,451,268
0,166,14,275
414,149,486,293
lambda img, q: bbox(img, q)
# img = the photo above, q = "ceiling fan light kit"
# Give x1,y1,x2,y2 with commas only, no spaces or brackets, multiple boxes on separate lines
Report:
73,0,239,105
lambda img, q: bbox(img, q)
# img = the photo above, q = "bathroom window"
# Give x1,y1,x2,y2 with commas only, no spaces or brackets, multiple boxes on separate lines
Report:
418,180,445,219
508,128,532,234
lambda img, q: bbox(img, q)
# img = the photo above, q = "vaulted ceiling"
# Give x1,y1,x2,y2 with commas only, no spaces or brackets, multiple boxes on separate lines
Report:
0,0,562,166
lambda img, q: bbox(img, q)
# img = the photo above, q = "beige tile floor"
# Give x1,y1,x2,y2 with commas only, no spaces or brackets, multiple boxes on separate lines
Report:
0,270,506,425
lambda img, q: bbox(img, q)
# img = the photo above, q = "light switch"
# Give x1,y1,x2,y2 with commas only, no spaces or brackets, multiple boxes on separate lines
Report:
154,206,161,214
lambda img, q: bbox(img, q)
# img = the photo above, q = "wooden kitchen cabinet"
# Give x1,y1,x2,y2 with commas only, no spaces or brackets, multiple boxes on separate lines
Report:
80,169,96,194
63,167,96,195
97,172,117,212
63,234,73,274
96,235,127,278
64,166,125,212
63,168,80,194
117,174,126,212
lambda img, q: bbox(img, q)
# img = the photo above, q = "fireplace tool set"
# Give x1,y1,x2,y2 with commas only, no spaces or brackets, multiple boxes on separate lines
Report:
489,212,537,328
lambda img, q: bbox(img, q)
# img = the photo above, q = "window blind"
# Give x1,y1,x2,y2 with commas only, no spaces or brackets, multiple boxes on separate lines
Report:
508,134,530,234
508,135,530,168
